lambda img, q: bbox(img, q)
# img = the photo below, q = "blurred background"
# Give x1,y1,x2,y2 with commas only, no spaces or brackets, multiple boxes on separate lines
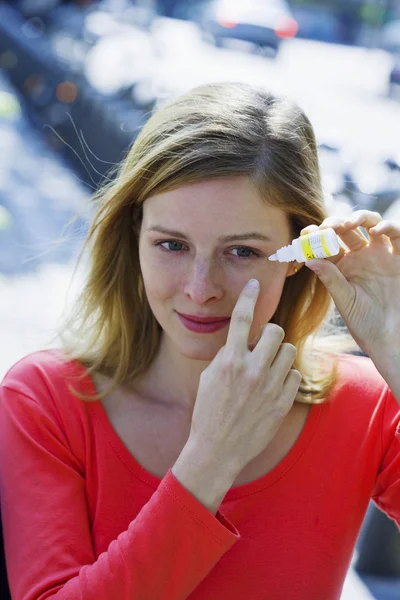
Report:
0,0,400,598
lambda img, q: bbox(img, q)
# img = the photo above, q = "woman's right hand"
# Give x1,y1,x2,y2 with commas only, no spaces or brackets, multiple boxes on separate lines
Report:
189,279,302,477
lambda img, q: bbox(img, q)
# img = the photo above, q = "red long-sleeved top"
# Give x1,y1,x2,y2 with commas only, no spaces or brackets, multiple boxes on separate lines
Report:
0,349,399,600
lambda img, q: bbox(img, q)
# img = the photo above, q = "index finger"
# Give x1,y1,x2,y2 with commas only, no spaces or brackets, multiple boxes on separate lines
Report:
226,279,260,354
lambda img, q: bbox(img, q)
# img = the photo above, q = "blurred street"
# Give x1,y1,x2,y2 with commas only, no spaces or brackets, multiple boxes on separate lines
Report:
0,69,89,377
1,2,400,597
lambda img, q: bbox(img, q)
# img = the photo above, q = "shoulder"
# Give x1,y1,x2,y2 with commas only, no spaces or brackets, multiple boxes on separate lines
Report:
334,352,387,392
2,349,77,391
327,352,390,412
0,350,95,469
0,349,95,415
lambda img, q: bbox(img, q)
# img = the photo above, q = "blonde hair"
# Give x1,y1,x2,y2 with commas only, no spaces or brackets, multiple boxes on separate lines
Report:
59,82,358,404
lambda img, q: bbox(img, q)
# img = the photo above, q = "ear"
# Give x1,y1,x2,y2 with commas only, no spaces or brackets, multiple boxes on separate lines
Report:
286,262,303,277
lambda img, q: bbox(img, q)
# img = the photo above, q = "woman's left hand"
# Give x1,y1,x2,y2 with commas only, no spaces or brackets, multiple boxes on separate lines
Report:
301,210,400,366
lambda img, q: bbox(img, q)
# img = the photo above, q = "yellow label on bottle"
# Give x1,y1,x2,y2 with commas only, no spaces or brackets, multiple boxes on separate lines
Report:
300,231,333,260
320,230,330,256
300,235,315,260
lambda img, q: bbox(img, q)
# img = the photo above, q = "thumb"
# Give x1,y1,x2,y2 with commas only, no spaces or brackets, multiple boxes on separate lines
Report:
306,259,355,317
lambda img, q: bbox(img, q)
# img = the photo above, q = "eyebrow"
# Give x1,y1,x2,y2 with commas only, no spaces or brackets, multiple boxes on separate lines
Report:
146,226,273,243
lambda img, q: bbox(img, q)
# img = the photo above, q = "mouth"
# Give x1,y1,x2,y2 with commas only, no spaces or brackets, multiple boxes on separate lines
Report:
176,312,231,334
177,312,230,323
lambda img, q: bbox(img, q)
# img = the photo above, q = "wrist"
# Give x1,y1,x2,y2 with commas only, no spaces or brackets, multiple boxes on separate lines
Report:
172,440,239,514
179,437,240,483
183,436,241,481
368,352,400,403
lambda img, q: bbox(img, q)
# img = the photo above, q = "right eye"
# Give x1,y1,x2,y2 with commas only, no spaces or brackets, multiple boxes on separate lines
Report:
156,241,186,253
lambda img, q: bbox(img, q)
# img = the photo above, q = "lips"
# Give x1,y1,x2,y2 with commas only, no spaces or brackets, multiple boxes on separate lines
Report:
176,312,231,334
177,313,230,323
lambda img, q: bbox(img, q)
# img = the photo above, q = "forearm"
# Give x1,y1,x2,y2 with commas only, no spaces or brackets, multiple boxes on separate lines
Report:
172,440,239,515
0,385,239,600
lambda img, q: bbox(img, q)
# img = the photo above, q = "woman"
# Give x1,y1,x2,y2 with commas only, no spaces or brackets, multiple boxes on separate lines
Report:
1,82,399,600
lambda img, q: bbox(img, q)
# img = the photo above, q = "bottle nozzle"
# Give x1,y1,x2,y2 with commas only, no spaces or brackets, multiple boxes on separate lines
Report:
268,253,278,261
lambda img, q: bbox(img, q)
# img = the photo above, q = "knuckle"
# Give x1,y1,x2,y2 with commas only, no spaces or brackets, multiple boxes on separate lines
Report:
273,401,290,420
220,354,244,374
301,224,318,234
322,218,342,230
265,323,285,341
234,310,252,326
245,368,261,387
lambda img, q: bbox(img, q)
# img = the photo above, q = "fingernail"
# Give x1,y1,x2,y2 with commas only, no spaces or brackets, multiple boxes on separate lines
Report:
247,279,259,289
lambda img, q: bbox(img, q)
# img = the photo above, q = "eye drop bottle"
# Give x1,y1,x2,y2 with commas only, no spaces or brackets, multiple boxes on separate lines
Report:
269,227,340,263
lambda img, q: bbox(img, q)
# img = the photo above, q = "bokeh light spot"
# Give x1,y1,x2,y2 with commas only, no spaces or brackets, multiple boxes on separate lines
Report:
23,75,51,104
56,82,78,103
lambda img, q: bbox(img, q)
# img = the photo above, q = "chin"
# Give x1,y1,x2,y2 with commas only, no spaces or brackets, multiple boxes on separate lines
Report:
175,337,224,362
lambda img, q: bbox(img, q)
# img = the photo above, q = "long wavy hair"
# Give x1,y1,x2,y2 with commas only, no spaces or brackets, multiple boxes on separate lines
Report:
59,82,358,404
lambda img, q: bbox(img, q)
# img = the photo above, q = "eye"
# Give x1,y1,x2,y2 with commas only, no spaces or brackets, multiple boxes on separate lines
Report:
157,241,186,252
155,241,260,259
231,247,260,259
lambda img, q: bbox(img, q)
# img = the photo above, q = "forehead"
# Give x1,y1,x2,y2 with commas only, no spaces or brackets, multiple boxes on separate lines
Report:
142,176,290,239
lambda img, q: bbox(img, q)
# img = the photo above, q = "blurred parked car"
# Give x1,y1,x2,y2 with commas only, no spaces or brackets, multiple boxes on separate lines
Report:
174,0,298,56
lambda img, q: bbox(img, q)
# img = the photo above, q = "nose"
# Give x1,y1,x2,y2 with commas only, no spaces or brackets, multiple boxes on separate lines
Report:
183,260,224,304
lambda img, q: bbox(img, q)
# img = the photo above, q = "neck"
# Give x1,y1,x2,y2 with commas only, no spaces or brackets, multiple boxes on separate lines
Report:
129,333,211,413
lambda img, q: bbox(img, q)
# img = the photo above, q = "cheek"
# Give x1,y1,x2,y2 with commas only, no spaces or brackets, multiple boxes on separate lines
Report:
252,277,287,330
140,251,179,301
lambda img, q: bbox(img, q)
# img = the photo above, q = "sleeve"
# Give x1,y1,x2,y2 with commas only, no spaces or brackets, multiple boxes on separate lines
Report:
0,383,239,600
372,384,400,527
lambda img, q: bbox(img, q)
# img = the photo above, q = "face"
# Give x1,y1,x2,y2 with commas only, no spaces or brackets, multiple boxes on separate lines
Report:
139,175,294,362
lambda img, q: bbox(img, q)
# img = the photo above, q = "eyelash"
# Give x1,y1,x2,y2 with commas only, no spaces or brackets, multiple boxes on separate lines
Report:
155,240,261,259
